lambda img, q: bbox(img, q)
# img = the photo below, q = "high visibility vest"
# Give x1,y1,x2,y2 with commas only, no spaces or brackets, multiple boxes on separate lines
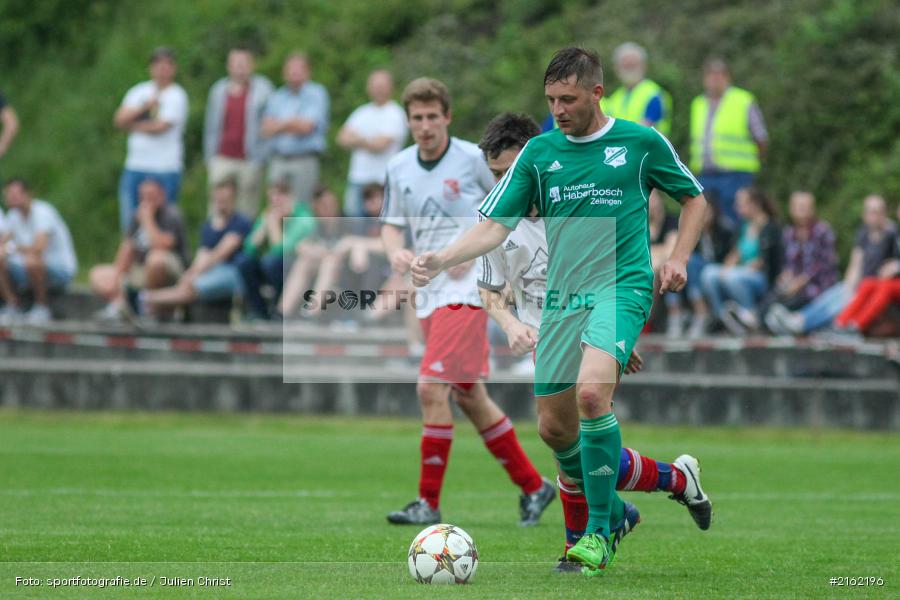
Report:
689,87,760,173
601,79,672,136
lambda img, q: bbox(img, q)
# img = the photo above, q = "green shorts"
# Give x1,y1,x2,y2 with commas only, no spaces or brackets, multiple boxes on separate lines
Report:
533,289,651,397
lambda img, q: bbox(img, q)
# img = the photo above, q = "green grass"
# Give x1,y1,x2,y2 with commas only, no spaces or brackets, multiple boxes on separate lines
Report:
1,410,898,599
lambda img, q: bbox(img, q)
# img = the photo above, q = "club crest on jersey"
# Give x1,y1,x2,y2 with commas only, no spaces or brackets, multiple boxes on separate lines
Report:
604,146,628,168
443,178,460,201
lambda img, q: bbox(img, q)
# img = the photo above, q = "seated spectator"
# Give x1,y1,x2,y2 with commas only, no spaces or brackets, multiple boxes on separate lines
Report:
139,179,253,315
646,190,679,336
236,180,315,320
675,197,735,339
767,194,897,335
90,178,189,321
769,191,839,310
700,186,782,335
0,178,77,325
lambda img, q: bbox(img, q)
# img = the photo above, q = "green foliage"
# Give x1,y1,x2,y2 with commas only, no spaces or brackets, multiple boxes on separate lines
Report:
1,0,898,271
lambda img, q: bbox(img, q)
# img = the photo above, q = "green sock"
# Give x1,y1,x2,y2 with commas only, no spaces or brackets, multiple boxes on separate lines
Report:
580,413,622,538
553,439,584,490
610,492,625,531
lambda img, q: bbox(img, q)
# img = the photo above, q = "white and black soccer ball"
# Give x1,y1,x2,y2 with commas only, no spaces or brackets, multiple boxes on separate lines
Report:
407,523,478,584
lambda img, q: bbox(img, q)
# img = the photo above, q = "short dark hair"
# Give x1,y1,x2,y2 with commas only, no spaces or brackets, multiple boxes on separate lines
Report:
544,47,603,89
213,177,238,193
3,176,29,191
150,46,176,64
362,183,384,201
478,113,541,160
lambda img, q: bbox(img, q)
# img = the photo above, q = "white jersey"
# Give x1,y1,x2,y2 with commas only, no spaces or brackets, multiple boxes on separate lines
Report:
381,137,495,318
477,217,547,329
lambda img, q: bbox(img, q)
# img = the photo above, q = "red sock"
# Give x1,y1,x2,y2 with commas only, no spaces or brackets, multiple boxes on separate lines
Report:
558,477,588,551
419,424,453,509
480,416,543,495
619,449,685,495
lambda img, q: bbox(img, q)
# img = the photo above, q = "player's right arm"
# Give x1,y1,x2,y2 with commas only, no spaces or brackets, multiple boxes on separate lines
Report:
379,170,414,274
477,240,537,355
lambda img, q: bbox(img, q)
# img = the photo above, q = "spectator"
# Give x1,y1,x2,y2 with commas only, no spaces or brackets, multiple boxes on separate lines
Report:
236,180,316,320
90,178,189,321
261,53,329,206
139,179,253,315
336,69,407,217
0,88,19,167
203,46,274,217
601,42,672,135
277,186,348,319
113,47,189,232
0,178,77,325
689,58,767,227
831,202,900,336
767,195,897,335
681,198,736,338
647,190,681,336
769,191,839,311
700,186,782,335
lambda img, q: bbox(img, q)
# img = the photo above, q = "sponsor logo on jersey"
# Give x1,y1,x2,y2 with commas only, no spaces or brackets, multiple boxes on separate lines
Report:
549,186,562,204
519,248,548,293
415,198,460,246
604,146,628,168
443,179,461,201
548,160,564,172
588,465,615,477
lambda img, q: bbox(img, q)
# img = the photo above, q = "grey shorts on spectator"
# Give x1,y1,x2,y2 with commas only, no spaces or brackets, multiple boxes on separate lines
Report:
127,252,184,288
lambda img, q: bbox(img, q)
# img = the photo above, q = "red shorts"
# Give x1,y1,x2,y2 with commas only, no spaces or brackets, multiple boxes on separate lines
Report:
419,305,489,391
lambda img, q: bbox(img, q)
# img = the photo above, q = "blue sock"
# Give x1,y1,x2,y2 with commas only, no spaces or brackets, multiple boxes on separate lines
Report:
656,461,672,491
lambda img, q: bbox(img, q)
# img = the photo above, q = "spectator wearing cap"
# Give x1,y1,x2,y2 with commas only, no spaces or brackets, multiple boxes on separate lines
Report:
113,47,189,232
0,178,77,325
261,52,329,206
336,69,407,217
203,46,274,218
89,178,189,321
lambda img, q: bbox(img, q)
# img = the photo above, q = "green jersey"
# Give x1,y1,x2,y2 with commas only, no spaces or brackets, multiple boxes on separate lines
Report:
479,118,702,322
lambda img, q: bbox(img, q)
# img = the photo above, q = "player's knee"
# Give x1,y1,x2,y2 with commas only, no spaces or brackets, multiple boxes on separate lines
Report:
538,416,570,450
576,384,612,414
416,382,447,410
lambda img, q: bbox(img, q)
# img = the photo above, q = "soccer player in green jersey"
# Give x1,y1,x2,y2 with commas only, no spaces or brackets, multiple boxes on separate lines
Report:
411,47,707,576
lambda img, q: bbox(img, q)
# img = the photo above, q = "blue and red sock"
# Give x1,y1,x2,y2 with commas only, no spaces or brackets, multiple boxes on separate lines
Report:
618,447,686,495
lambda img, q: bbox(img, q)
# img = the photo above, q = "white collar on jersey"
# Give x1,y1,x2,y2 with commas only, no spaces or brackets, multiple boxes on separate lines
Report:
565,117,616,143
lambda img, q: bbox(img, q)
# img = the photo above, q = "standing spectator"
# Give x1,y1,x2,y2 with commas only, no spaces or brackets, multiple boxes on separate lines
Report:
768,191,839,312
700,187,782,335
261,53,329,206
767,195,897,335
336,69,407,217
203,46,274,217
236,180,316,320
0,178,76,325
139,179,253,314
90,178,189,321
689,58,767,227
113,47,189,232
601,42,672,135
831,202,900,336
647,190,681,337
0,88,19,169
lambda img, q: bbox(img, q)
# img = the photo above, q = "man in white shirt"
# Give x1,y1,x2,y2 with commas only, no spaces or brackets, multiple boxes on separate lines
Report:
114,47,189,232
0,178,77,325
380,77,554,527
337,69,407,217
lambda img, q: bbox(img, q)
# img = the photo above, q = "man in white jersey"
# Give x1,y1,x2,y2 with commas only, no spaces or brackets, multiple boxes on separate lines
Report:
380,78,554,526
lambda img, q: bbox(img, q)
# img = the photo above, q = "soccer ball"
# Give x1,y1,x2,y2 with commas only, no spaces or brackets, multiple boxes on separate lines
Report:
407,523,478,584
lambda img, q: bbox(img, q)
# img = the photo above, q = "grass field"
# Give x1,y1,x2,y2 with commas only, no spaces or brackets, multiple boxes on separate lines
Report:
1,410,897,599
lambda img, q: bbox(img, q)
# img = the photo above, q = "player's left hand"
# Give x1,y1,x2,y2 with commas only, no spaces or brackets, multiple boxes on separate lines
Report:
659,259,687,294
410,252,444,287
624,349,644,375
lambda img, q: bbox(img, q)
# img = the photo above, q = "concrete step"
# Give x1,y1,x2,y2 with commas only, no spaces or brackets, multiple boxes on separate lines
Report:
1,358,896,429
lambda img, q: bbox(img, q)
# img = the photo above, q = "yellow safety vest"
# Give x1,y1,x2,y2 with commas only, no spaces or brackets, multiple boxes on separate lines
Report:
689,87,760,173
601,79,672,136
